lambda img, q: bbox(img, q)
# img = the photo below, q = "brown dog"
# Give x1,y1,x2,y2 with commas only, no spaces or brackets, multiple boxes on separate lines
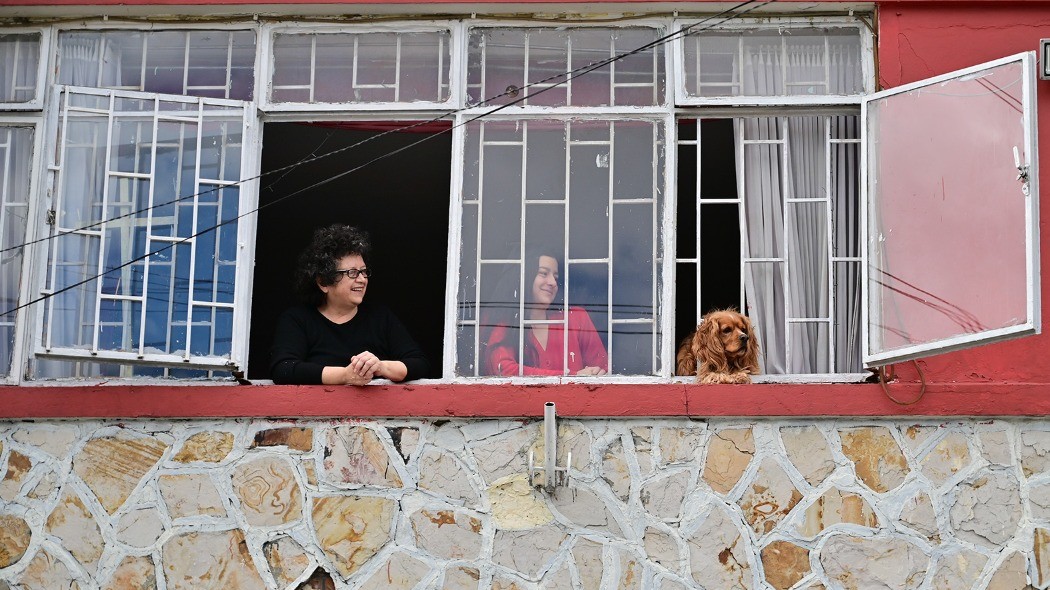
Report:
676,309,760,383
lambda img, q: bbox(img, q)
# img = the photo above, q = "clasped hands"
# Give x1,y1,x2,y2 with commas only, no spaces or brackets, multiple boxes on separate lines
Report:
342,351,383,385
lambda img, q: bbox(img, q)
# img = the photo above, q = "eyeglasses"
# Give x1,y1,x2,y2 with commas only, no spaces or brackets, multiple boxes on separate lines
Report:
334,267,371,280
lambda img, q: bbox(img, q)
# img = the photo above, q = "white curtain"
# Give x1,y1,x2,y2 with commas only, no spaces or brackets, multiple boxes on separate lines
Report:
737,117,822,374
736,37,861,373
37,36,124,378
59,33,123,88
0,127,32,376
0,35,39,103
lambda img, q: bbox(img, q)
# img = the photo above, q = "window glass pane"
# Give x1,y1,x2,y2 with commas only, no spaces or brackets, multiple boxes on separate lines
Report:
866,59,1035,361
683,27,864,98
0,126,34,377
467,27,665,107
58,30,256,100
271,30,451,104
833,260,862,372
459,118,663,377
678,114,860,376
40,88,246,371
0,33,40,103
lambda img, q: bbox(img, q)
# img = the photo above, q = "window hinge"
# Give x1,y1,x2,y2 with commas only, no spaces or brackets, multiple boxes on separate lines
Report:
45,209,56,225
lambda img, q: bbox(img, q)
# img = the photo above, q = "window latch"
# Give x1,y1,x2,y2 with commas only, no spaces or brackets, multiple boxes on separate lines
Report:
45,209,56,226
1014,146,1030,196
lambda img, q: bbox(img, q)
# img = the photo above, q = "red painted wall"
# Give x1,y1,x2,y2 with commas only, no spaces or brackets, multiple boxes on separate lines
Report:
878,2,1050,386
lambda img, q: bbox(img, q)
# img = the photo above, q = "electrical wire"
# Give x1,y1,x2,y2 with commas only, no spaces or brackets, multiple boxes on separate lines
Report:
1,0,772,257
2,0,777,321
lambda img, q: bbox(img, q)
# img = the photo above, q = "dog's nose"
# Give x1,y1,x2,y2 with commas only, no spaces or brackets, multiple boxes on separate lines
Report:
739,333,749,342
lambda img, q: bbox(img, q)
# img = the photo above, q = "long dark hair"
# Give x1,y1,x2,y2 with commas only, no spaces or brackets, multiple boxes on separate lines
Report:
293,224,372,307
481,252,563,373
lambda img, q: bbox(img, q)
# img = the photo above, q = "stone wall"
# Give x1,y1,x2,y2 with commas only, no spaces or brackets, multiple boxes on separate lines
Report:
0,417,1046,589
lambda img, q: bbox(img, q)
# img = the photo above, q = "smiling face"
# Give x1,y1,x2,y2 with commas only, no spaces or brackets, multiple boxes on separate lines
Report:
320,253,368,311
530,255,559,309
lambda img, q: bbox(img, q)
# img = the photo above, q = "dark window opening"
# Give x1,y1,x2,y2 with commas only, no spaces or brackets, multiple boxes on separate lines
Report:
676,118,740,348
249,122,451,380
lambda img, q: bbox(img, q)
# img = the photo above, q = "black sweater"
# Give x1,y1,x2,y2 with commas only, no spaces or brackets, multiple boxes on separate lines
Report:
269,303,430,384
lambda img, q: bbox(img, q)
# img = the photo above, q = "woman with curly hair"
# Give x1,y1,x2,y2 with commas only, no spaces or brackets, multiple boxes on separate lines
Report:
269,224,429,384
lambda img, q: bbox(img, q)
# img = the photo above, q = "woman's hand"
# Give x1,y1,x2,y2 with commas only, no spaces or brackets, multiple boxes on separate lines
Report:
575,366,607,376
349,352,409,383
349,351,382,378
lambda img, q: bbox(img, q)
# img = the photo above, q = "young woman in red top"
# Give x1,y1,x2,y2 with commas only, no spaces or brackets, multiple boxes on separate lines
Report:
484,254,608,377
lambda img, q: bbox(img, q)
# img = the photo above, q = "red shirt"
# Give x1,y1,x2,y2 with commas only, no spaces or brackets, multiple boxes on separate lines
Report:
486,307,609,376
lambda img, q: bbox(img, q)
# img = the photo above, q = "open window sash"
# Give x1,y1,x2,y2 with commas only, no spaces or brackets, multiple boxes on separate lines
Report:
862,52,1040,367
38,85,254,371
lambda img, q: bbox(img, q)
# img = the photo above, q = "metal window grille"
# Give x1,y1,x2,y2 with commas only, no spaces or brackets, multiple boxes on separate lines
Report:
457,118,663,377
676,114,862,376
466,27,665,108
270,30,452,105
41,86,249,371
0,125,33,377
682,26,865,99
57,30,256,101
0,33,41,104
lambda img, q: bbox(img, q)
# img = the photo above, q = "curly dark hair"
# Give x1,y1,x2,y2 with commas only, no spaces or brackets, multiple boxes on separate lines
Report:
294,224,373,307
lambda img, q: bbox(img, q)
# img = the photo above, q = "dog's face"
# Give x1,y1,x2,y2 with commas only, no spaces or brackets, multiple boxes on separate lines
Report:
704,310,752,357
675,308,760,378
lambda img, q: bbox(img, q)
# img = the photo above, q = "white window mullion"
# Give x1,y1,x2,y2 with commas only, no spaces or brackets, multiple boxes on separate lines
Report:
735,120,746,310
352,36,360,101
472,121,486,376
43,90,73,352
780,37,788,96
183,99,205,361
779,117,791,372
138,36,148,93
135,105,161,358
181,31,192,95
695,119,703,326
606,124,615,370
225,32,235,100
309,36,318,104
518,121,528,376
562,122,572,374
566,36,573,105
649,122,659,373
437,34,445,102
823,115,836,371
522,34,531,108
394,36,402,102
824,36,831,95
90,92,118,355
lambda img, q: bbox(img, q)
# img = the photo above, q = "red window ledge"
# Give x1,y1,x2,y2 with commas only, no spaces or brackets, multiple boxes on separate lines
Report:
1,382,1049,418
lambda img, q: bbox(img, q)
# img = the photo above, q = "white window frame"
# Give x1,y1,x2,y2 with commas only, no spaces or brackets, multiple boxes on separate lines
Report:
0,115,46,383
0,27,50,111
459,18,672,116
672,16,875,107
444,19,675,383
49,21,261,102
32,84,258,372
1,16,1035,384
861,52,1040,367
259,21,461,113
672,110,866,383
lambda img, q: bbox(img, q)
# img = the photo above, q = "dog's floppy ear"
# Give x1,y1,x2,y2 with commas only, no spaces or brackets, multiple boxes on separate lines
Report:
693,315,729,375
740,315,761,374
676,333,698,376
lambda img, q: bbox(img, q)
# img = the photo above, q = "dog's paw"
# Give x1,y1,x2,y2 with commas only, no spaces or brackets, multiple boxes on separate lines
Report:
698,371,752,384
